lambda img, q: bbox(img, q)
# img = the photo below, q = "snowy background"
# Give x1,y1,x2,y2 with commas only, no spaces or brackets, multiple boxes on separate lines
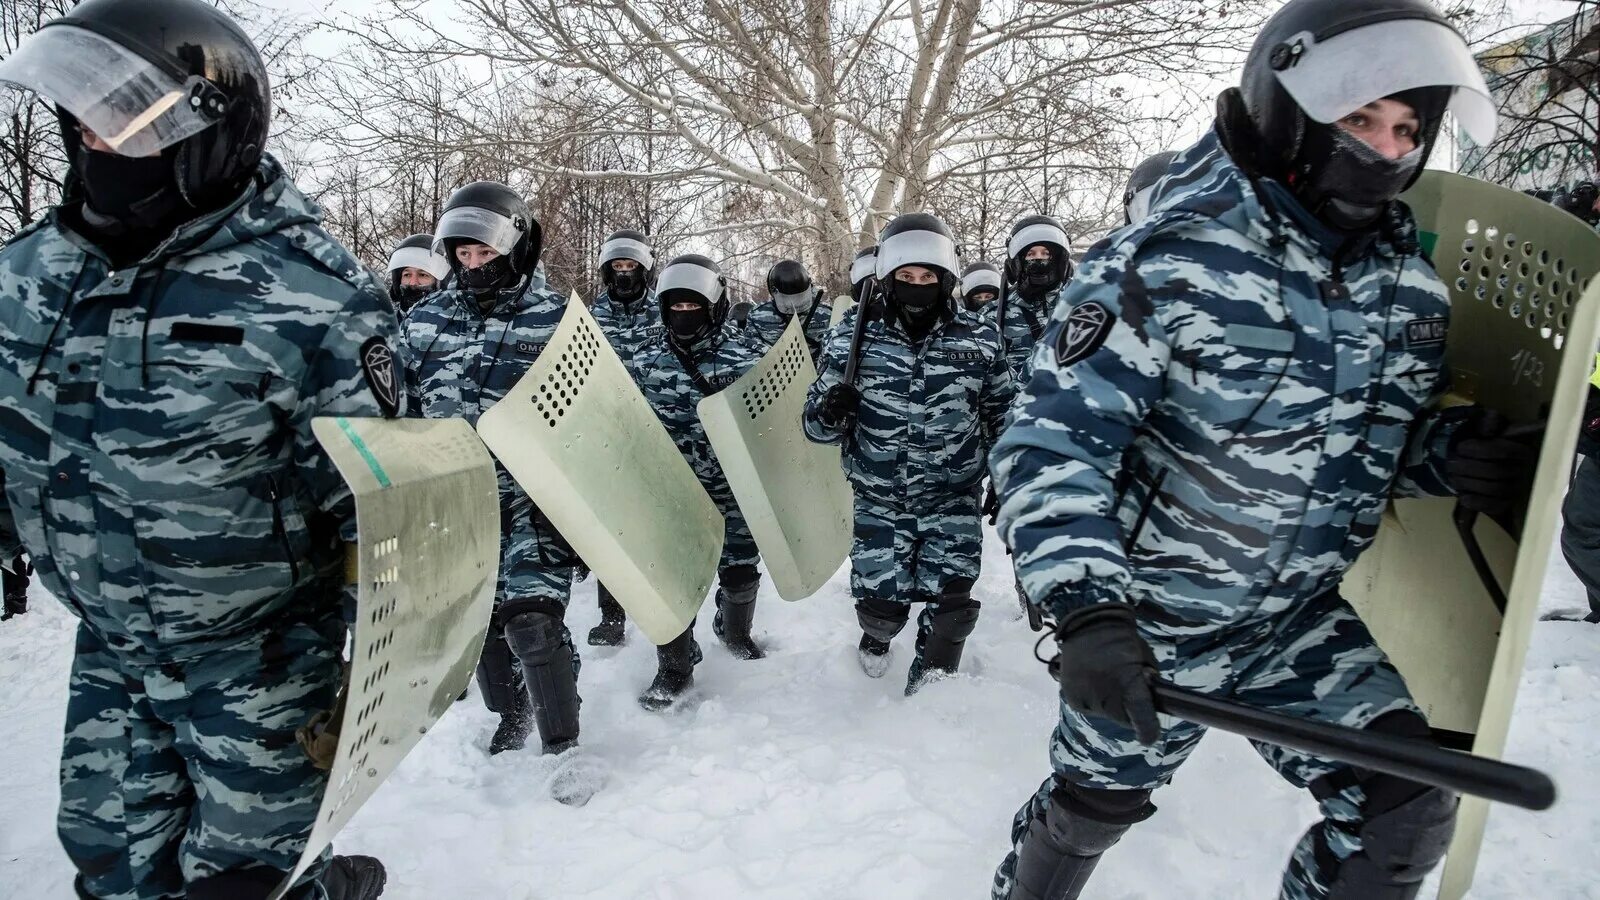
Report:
1,521,1594,898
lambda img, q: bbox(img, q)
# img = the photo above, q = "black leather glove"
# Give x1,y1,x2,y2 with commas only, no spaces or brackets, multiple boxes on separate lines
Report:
983,482,1000,526
816,383,861,430
1446,408,1537,518
1052,602,1161,744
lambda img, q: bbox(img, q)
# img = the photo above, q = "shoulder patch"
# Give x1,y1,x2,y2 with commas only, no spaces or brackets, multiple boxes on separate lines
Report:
1404,316,1447,348
1054,301,1116,367
360,336,401,418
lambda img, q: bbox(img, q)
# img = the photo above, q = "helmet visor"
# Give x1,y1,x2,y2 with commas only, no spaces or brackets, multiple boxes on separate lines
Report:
1126,185,1157,223
433,206,525,257
0,25,220,157
389,245,450,281
850,251,877,286
657,262,721,305
772,289,812,315
599,236,654,270
876,229,958,281
961,269,1003,296
1271,18,1496,146
1007,222,1069,260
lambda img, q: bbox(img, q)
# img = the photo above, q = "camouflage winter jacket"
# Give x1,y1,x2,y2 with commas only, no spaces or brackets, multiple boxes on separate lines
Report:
992,131,1460,632
744,294,833,360
803,306,1016,510
403,274,565,529
591,287,662,374
632,324,763,498
996,286,1060,382
0,155,405,661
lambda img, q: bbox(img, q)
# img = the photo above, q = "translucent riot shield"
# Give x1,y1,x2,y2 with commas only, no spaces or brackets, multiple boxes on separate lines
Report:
698,317,853,600
276,417,500,898
476,297,724,645
1343,171,1600,899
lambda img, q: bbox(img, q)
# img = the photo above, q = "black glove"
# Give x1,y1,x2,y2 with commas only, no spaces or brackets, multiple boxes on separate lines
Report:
816,383,861,430
1446,408,1537,518
1052,602,1161,744
983,482,1000,526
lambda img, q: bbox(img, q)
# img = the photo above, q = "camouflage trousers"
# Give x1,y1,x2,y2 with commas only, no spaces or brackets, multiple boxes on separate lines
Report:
684,486,763,664
993,589,1422,900
849,491,982,672
59,615,342,899
476,519,579,715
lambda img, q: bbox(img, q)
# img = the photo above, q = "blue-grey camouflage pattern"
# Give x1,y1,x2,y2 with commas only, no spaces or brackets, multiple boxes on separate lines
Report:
991,589,1419,900
743,295,833,360
61,616,342,899
989,131,1463,899
403,275,581,684
803,305,1015,669
632,323,763,651
590,287,662,374
0,154,399,895
996,287,1058,382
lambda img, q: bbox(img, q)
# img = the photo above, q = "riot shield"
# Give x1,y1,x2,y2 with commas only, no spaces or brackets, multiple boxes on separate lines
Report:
1343,170,1600,899
476,296,724,645
698,317,853,600
275,417,500,898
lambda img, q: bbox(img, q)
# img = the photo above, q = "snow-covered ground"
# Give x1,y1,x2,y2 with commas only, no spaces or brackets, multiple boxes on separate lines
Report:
1,525,1594,899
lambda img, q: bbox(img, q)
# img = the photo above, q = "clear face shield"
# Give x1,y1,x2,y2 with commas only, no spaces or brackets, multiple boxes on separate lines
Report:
1269,17,1497,146
432,206,525,258
772,289,813,315
0,25,225,157
388,245,450,282
1126,185,1157,224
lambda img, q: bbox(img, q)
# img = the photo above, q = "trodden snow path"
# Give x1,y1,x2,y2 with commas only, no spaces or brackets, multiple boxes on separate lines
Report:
1,524,1593,899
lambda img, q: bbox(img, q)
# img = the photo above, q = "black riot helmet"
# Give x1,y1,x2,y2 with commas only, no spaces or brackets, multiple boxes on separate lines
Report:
766,259,816,315
1123,151,1180,224
1005,214,1073,291
434,181,542,284
598,228,655,301
875,213,959,318
0,0,272,221
1221,0,1496,230
656,254,728,345
960,261,1003,310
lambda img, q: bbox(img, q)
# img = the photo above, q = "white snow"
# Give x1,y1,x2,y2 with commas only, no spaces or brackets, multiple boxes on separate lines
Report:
1,524,1594,899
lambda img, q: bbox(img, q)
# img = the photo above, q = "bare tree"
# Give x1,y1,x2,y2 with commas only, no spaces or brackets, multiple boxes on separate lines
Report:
0,0,70,235
311,0,1269,290
1461,2,1600,191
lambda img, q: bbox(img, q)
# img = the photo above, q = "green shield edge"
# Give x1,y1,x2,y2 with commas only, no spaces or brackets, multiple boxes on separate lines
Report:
1346,170,1600,899
698,316,854,601
275,417,500,898
476,296,724,646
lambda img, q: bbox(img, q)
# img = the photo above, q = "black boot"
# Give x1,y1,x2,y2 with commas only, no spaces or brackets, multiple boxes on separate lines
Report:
476,621,531,754
589,583,627,646
855,595,908,679
503,608,581,753
319,855,388,900
713,573,765,660
907,595,981,695
1,562,27,621
639,627,697,711
1009,784,1153,900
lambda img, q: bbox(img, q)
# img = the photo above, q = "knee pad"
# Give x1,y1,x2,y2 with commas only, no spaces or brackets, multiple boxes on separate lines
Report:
856,595,910,642
1321,712,1459,899
1046,782,1157,857
504,609,568,668
720,564,761,600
